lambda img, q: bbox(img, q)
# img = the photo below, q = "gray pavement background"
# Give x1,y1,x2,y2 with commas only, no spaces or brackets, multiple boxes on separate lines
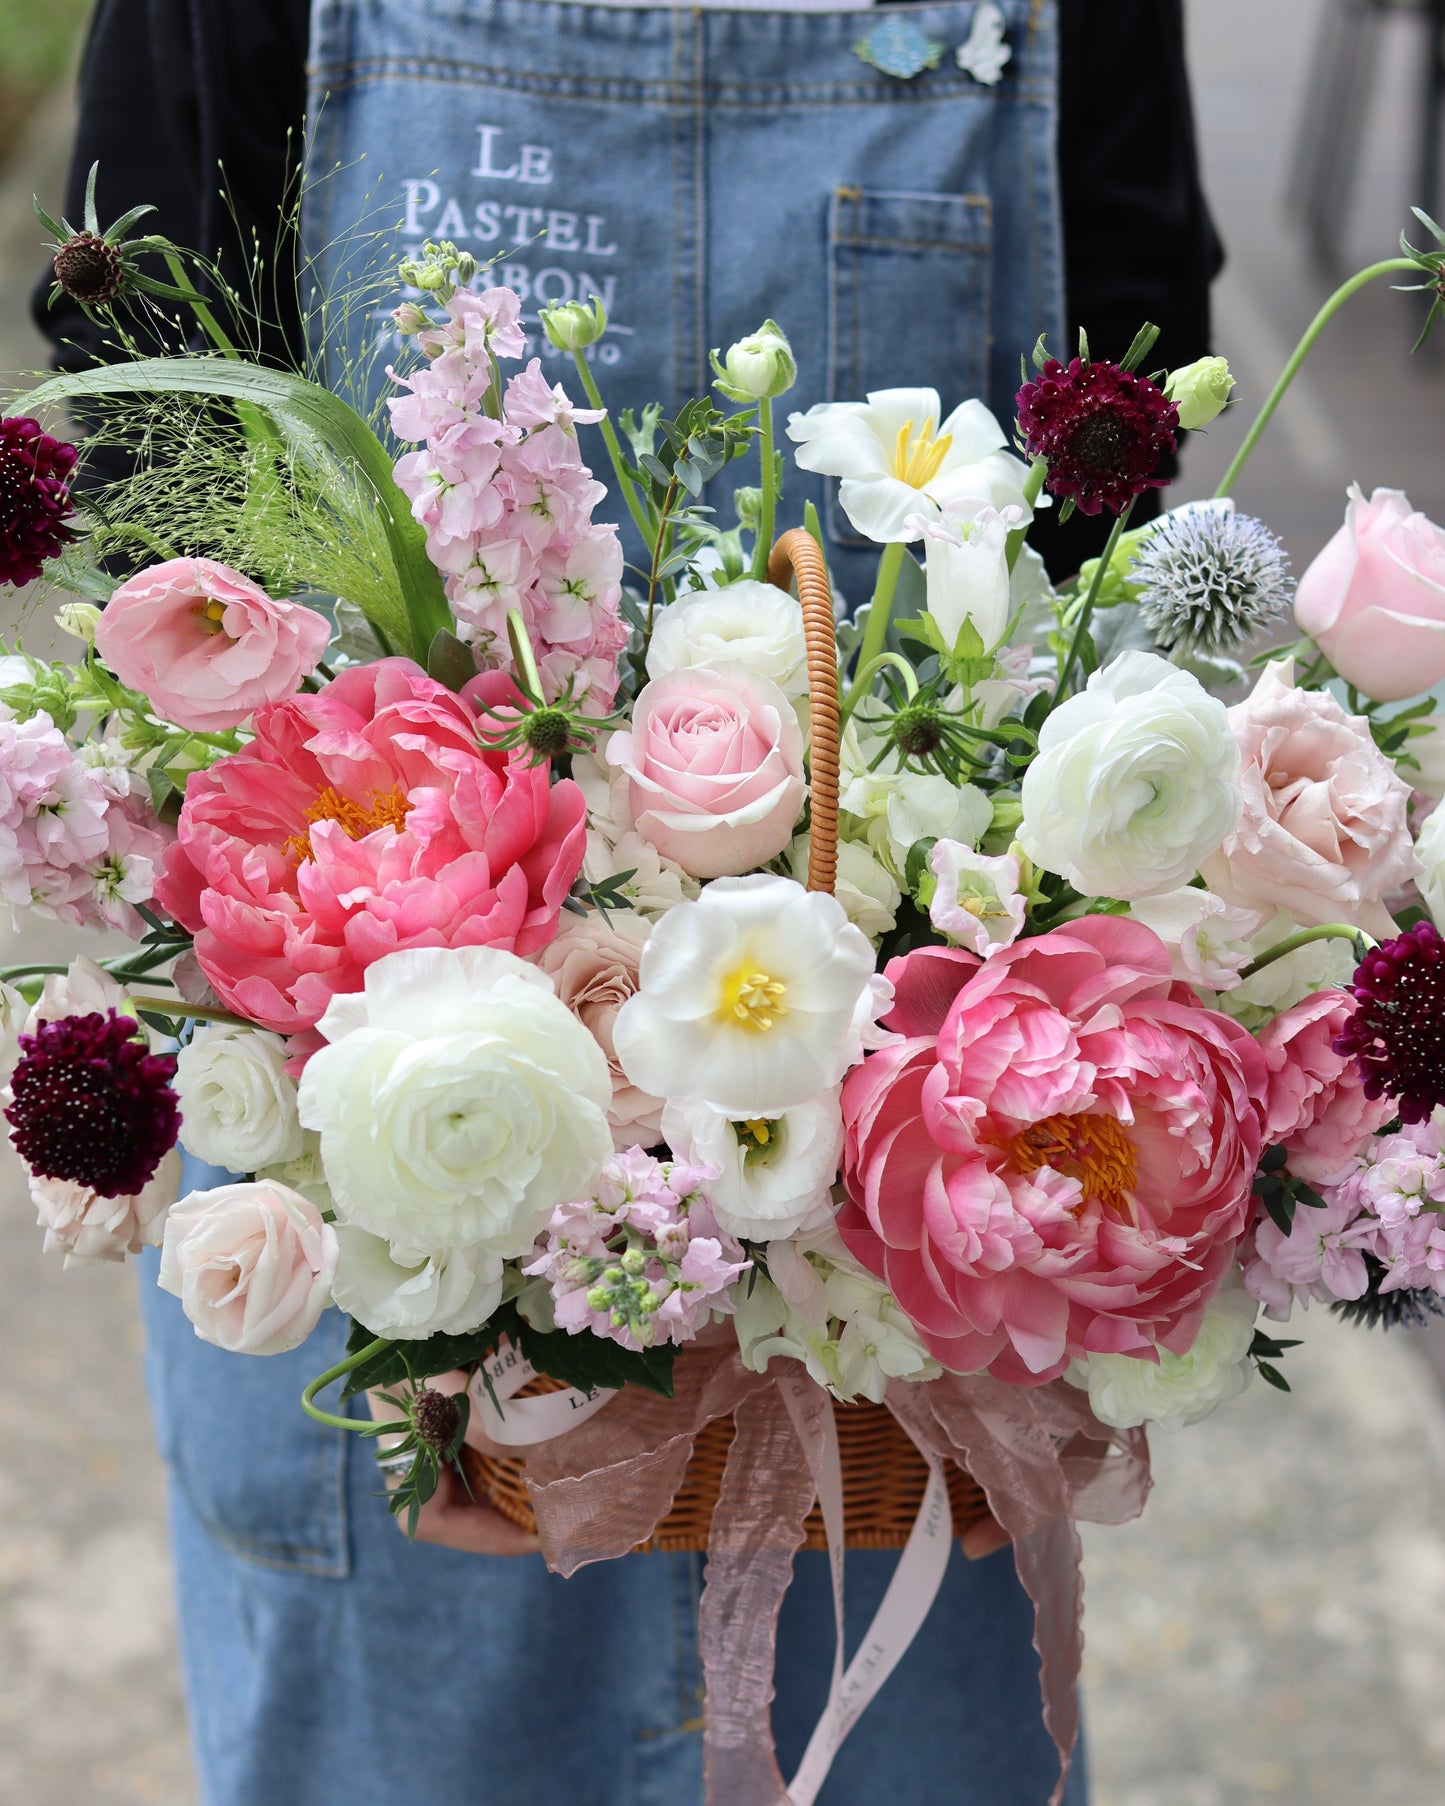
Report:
2,5,1445,1803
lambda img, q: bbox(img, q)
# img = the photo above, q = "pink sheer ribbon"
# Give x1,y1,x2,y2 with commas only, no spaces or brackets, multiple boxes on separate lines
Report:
471,1345,1151,1806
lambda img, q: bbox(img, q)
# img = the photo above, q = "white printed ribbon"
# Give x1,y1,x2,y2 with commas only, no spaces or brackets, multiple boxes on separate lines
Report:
468,1339,617,1447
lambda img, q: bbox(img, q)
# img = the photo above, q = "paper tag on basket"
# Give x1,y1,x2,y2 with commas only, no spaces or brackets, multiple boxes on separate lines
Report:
468,1338,618,1447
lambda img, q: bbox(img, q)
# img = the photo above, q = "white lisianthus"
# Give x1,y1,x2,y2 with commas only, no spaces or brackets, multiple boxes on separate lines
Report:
786,387,1033,544
1019,650,1242,899
1217,908,1356,1030
1127,887,1266,991
838,722,992,878
661,1090,843,1242
646,580,809,698
914,505,1019,655
787,833,900,940
330,1226,504,1339
174,1025,305,1173
612,875,891,1119
297,947,612,1257
928,842,1026,956
1068,1268,1257,1433
1414,803,1445,932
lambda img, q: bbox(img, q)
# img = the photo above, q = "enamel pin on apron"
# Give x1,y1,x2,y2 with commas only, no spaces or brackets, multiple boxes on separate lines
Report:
852,18,946,79
955,1,1012,83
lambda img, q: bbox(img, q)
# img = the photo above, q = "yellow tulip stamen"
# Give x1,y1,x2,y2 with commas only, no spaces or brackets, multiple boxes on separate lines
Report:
891,417,953,489
717,966,789,1033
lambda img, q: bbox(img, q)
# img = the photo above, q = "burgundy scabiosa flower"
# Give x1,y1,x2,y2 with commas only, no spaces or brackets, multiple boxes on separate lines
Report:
0,415,78,588
1333,920,1445,1124
5,1010,179,1198
1016,357,1179,517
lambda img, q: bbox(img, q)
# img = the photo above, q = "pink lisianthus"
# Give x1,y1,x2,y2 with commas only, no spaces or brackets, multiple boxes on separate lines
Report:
536,912,663,1148
838,917,1267,1383
94,558,332,732
153,658,586,1035
1256,990,1396,1181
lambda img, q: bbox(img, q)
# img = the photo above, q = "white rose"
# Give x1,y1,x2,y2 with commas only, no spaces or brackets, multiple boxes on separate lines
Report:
661,1090,843,1242
1414,803,1445,932
297,946,612,1257
158,1179,339,1356
1019,650,1242,899
1069,1268,1257,1433
646,581,809,698
174,1025,304,1173
1127,887,1266,991
787,834,900,939
330,1226,504,1340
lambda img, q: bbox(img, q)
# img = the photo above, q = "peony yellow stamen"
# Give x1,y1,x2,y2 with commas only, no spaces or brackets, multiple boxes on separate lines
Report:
717,965,789,1033
999,1111,1137,1213
891,417,953,488
283,785,410,864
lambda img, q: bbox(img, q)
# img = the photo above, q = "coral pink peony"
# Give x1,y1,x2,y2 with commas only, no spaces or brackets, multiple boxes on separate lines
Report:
154,658,586,1034
95,558,332,732
838,917,1267,1383
1256,990,1396,1182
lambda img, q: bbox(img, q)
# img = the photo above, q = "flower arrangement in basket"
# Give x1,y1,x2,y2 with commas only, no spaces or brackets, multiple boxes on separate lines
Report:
7,181,1445,1803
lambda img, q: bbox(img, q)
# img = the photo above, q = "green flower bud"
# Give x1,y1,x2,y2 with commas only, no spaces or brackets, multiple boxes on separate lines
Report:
621,1246,646,1276
541,296,608,350
1163,356,1235,431
733,486,763,532
391,301,430,335
711,319,797,402
55,601,103,646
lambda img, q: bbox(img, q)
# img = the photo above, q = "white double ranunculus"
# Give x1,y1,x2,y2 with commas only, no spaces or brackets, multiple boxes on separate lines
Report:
1019,650,1242,899
174,1024,305,1173
298,947,612,1258
330,1226,504,1340
646,580,810,699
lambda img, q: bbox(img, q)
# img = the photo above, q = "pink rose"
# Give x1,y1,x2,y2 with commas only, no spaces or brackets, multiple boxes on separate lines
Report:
839,917,1267,1384
95,558,332,732
154,658,586,1035
1295,486,1445,702
1256,991,1395,1182
1201,662,1416,937
605,665,805,879
536,912,664,1147
159,1179,339,1355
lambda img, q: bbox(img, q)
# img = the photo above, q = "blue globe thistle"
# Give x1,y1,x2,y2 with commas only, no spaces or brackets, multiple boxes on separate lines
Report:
1132,507,1294,658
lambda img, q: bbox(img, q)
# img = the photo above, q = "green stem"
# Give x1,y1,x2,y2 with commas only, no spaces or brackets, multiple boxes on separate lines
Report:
1005,457,1048,572
505,607,545,698
751,395,777,582
645,475,681,645
855,541,906,678
571,350,651,546
300,1337,396,1432
1214,258,1418,498
839,652,919,724
1238,923,1375,982
127,995,256,1026
1053,500,1135,703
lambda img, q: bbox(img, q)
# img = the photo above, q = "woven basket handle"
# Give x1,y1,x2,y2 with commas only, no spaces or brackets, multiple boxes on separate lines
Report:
767,528,839,898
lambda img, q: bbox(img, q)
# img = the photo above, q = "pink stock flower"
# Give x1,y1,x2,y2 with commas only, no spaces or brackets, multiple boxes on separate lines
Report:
94,558,332,733
153,658,587,1035
504,358,606,435
1256,990,1397,1181
1240,1195,1374,1319
838,917,1268,1384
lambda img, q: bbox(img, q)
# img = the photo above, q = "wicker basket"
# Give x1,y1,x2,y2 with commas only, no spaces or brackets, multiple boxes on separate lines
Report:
463,530,989,1549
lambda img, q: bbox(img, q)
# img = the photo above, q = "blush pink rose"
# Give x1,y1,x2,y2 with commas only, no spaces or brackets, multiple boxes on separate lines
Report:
1295,485,1445,702
605,664,805,879
1201,662,1416,937
1256,991,1396,1182
95,558,332,732
154,659,586,1035
158,1179,339,1355
839,917,1267,1385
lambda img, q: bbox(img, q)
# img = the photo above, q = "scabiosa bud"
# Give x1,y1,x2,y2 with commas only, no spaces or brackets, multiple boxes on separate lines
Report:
0,415,78,588
409,1386,462,1455
1132,506,1294,657
52,230,125,307
1016,357,1179,517
5,1010,179,1198
1333,921,1445,1123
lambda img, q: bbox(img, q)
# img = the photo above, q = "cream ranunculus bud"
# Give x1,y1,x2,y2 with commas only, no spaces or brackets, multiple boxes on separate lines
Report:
712,319,797,402
541,295,608,351
55,601,103,646
174,1025,305,1173
1163,356,1235,431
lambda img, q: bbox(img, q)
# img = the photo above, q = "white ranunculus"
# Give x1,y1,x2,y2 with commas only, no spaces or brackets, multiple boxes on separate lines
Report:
330,1226,504,1339
297,946,612,1258
1414,803,1445,932
928,842,1026,956
661,1090,843,1242
1127,887,1266,991
787,834,900,940
174,1024,304,1173
914,505,1018,654
646,580,810,698
611,874,891,1119
1069,1268,1257,1433
1019,650,1243,900
786,387,1033,544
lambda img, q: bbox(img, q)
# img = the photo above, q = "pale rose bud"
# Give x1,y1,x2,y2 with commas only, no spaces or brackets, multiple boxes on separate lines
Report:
1164,356,1235,430
55,601,102,645
541,296,608,350
712,319,797,402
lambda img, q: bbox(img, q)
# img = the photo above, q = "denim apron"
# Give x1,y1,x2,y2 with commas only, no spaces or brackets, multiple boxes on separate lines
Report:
138,7,1084,1801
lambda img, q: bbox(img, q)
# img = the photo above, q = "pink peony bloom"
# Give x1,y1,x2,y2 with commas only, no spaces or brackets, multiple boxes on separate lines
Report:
94,558,332,733
153,658,586,1035
1295,485,1445,703
1256,990,1396,1181
838,916,1267,1383
1202,662,1416,938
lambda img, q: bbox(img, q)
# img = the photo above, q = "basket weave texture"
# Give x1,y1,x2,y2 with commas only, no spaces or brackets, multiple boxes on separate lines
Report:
466,531,988,1548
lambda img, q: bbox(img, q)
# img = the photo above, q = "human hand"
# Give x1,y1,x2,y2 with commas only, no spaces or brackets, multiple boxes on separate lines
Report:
960,1511,1012,1561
